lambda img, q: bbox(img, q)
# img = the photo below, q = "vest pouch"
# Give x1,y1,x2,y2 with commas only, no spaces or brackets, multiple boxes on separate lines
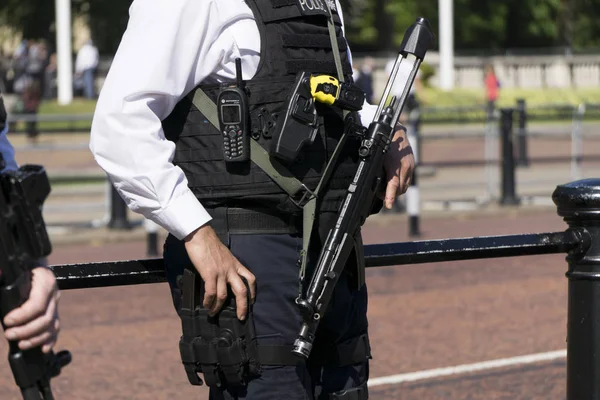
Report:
270,71,320,164
178,268,260,389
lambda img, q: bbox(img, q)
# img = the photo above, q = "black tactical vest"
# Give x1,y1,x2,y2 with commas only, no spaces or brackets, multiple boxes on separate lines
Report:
162,0,362,216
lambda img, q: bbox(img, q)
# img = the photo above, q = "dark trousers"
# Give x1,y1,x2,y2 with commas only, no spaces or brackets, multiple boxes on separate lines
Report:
163,233,370,399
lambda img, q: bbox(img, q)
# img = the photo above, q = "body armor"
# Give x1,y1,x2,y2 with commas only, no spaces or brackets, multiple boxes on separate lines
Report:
162,0,361,216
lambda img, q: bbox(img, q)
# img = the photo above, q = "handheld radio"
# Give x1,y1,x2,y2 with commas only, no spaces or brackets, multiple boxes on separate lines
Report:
217,58,250,163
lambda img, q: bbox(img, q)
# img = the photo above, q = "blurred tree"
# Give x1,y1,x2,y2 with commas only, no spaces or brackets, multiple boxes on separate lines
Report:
558,0,576,50
0,0,55,43
1,0,599,55
343,0,571,53
342,0,378,51
72,0,132,54
0,0,131,54
572,0,600,49
503,0,560,49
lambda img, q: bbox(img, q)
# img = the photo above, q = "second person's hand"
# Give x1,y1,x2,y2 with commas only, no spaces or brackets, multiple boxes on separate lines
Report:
184,225,256,320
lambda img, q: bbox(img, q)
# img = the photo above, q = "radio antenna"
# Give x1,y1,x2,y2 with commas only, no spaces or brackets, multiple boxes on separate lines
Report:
235,58,243,89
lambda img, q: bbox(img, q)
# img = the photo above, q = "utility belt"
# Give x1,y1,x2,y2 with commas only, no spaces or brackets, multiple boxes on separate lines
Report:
205,207,303,245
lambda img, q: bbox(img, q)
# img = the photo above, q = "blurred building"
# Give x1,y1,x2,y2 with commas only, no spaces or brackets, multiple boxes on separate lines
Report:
364,51,600,101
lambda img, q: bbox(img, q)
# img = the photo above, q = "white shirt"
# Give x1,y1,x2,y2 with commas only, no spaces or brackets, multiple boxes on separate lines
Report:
89,0,377,241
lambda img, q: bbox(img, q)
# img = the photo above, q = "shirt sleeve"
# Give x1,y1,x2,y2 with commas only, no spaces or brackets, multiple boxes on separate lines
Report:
0,125,19,173
89,0,233,240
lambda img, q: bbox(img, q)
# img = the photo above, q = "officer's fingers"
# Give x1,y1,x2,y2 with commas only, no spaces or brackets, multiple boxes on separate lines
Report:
404,175,412,193
18,329,54,352
228,272,249,320
202,271,217,311
384,176,400,209
212,276,228,316
398,167,409,195
4,295,57,345
399,154,415,194
42,332,58,354
41,318,60,353
236,266,256,305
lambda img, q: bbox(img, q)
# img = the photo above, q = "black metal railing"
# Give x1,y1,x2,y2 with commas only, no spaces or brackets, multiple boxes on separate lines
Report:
48,178,600,399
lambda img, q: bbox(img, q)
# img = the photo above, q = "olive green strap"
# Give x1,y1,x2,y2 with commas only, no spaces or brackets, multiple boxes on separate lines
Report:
191,90,220,128
324,2,345,83
297,126,349,291
250,140,307,197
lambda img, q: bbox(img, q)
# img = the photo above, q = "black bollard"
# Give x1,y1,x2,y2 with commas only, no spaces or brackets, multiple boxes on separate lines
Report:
108,185,132,230
147,232,159,256
499,108,520,205
516,98,529,167
414,112,423,167
552,179,600,400
145,219,159,257
407,115,421,237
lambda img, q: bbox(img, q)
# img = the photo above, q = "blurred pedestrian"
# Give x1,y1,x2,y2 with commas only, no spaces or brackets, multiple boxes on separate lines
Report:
21,77,42,143
44,53,58,99
354,56,375,104
484,63,500,119
75,39,99,99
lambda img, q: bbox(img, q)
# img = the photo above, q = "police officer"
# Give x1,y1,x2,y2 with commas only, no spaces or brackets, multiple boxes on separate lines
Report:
0,91,62,356
90,0,413,398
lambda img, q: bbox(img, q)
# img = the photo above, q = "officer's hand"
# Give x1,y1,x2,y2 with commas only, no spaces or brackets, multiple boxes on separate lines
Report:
382,125,414,209
3,267,61,353
184,225,256,320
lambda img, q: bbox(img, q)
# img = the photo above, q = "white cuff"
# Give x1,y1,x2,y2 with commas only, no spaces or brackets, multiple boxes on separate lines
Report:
153,191,212,240
359,103,378,127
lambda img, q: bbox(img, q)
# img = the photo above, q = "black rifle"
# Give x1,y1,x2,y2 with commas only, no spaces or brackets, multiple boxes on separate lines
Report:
292,17,435,359
0,161,71,399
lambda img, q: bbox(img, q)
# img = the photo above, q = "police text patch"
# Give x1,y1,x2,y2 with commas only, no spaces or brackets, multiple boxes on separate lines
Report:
296,0,333,16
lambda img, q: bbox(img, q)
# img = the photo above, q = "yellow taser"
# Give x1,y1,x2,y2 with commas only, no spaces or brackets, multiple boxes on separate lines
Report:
310,75,340,106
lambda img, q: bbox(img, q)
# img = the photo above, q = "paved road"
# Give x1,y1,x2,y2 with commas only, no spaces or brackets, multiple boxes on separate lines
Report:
0,208,570,399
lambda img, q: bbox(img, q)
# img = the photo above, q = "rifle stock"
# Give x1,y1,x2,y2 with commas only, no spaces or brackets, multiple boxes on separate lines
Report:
292,17,435,360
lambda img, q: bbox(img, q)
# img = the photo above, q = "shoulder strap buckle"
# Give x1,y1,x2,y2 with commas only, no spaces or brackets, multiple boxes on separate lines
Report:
291,183,316,208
